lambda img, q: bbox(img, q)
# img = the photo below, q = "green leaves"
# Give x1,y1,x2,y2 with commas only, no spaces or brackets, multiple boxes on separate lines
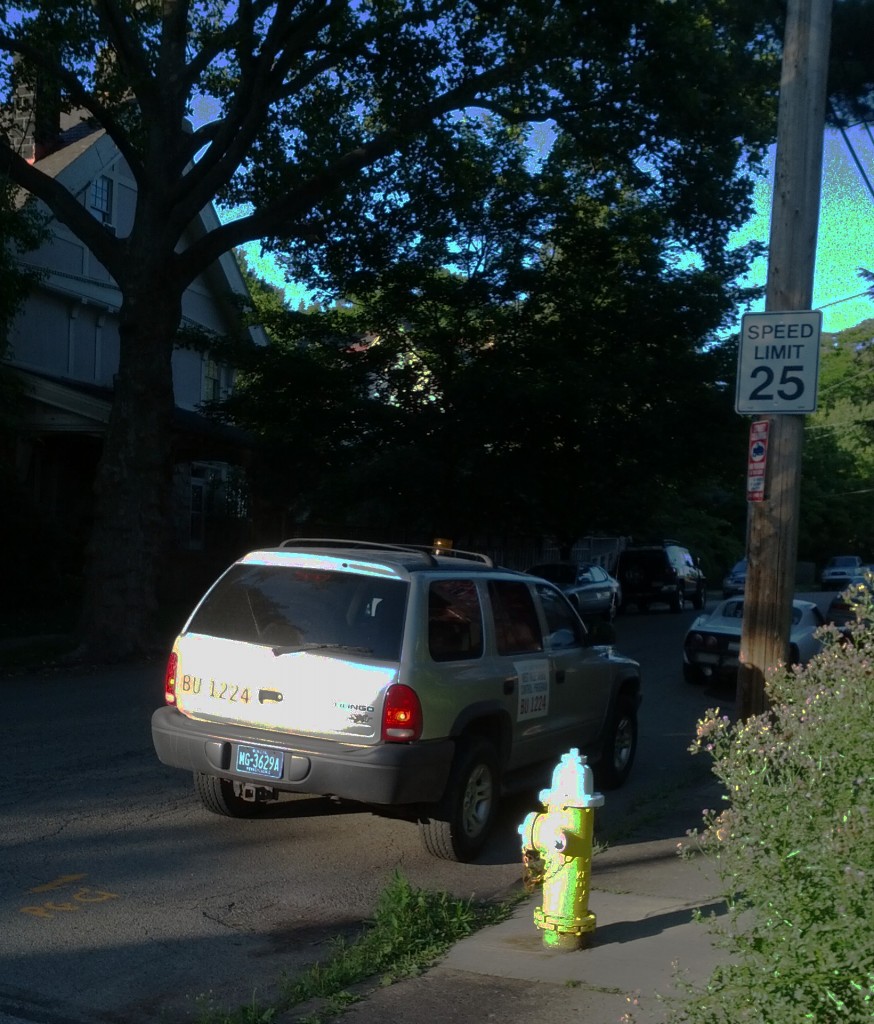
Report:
686,618,874,1024
799,326,874,565
0,0,823,658
220,181,754,548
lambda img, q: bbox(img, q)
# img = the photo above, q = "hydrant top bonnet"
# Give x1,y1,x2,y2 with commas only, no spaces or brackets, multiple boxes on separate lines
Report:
539,747,605,809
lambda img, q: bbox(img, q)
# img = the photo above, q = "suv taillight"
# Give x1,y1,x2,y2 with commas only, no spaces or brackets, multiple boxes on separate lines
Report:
382,684,423,742
164,652,178,705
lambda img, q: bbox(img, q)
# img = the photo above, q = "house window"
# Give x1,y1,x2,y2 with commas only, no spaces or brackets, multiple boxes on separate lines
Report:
90,175,113,223
203,356,234,402
203,356,221,402
184,463,249,550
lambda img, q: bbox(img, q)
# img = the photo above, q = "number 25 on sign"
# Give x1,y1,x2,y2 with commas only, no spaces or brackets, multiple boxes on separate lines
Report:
735,310,821,415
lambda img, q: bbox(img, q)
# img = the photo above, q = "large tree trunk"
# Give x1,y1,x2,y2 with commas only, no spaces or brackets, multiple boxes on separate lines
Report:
76,276,182,662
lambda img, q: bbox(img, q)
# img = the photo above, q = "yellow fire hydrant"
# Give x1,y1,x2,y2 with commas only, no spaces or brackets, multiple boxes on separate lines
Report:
518,747,604,950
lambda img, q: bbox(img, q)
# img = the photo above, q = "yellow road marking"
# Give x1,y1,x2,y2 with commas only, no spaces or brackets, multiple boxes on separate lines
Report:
28,874,87,893
20,886,120,919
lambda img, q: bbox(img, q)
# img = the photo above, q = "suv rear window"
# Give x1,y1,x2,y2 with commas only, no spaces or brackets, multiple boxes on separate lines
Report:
187,564,408,660
620,550,669,574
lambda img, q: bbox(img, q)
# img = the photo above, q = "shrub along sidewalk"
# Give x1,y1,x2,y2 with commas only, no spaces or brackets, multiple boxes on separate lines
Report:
680,599,874,1024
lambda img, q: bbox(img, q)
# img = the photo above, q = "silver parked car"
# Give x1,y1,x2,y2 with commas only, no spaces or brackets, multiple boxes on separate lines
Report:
152,539,642,862
524,562,622,621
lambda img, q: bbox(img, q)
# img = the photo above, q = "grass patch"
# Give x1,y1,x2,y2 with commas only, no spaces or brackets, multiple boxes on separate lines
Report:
195,872,524,1024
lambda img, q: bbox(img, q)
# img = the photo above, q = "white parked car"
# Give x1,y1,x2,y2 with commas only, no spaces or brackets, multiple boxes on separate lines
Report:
683,597,825,685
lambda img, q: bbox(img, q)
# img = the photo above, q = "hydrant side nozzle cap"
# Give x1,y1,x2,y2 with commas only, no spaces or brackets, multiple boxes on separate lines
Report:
518,810,540,845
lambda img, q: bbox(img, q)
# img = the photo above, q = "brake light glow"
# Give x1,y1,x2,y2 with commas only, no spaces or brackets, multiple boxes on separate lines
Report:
164,652,178,705
382,684,423,742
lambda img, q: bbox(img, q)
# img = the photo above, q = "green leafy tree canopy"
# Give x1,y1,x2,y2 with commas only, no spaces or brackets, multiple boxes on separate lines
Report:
0,0,782,659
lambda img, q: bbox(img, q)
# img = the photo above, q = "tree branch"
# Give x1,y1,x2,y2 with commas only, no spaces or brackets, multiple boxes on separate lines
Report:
164,2,339,210
0,31,148,183
174,62,523,282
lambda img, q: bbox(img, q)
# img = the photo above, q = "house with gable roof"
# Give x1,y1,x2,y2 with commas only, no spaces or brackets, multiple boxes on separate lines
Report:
2,81,268,601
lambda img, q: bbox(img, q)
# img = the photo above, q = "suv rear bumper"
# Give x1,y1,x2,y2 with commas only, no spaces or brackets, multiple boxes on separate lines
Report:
625,582,679,597
152,706,454,806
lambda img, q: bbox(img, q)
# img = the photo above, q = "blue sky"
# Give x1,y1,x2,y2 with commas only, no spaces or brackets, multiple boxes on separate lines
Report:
732,124,874,334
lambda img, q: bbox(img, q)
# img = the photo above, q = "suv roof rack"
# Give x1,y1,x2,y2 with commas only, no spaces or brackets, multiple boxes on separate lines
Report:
404,544,494,566
277,538,494,568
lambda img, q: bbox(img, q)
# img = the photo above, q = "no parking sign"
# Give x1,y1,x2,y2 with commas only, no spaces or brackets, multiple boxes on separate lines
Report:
747,420,769,501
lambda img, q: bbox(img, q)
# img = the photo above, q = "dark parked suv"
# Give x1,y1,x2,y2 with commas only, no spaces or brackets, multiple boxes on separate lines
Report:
616,541,706,613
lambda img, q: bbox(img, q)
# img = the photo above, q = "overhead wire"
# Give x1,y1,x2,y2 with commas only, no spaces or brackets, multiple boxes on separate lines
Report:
832,111,874,203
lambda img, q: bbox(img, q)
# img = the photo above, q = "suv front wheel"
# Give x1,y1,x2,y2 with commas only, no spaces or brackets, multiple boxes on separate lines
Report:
595,699,638,789
419,737,500,862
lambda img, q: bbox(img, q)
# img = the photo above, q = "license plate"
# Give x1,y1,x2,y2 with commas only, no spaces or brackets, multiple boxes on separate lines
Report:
236,744,284,780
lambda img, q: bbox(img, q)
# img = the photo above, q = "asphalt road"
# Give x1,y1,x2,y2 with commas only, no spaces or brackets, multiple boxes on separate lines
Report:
0,596,803,1024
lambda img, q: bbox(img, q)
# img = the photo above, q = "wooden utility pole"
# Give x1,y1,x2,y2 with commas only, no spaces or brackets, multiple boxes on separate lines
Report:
736,0,833,719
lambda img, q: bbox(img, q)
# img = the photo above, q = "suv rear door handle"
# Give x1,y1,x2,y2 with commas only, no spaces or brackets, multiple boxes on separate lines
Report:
555,669,566,684
503,677,515,695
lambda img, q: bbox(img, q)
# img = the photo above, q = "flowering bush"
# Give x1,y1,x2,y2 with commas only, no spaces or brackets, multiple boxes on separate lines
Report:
677,600,874,1024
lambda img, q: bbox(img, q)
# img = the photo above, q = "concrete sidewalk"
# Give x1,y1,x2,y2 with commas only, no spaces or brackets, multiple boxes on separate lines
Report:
281,827,729,1024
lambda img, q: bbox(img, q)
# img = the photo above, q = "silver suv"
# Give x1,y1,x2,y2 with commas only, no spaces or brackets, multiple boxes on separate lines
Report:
151,539,642,861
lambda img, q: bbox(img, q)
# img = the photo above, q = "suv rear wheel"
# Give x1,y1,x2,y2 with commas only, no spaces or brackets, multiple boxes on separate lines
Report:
419,737,500,862
194,772,265,818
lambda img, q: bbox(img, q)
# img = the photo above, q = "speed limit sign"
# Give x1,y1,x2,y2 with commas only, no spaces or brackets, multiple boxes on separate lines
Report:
735,310,821,414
